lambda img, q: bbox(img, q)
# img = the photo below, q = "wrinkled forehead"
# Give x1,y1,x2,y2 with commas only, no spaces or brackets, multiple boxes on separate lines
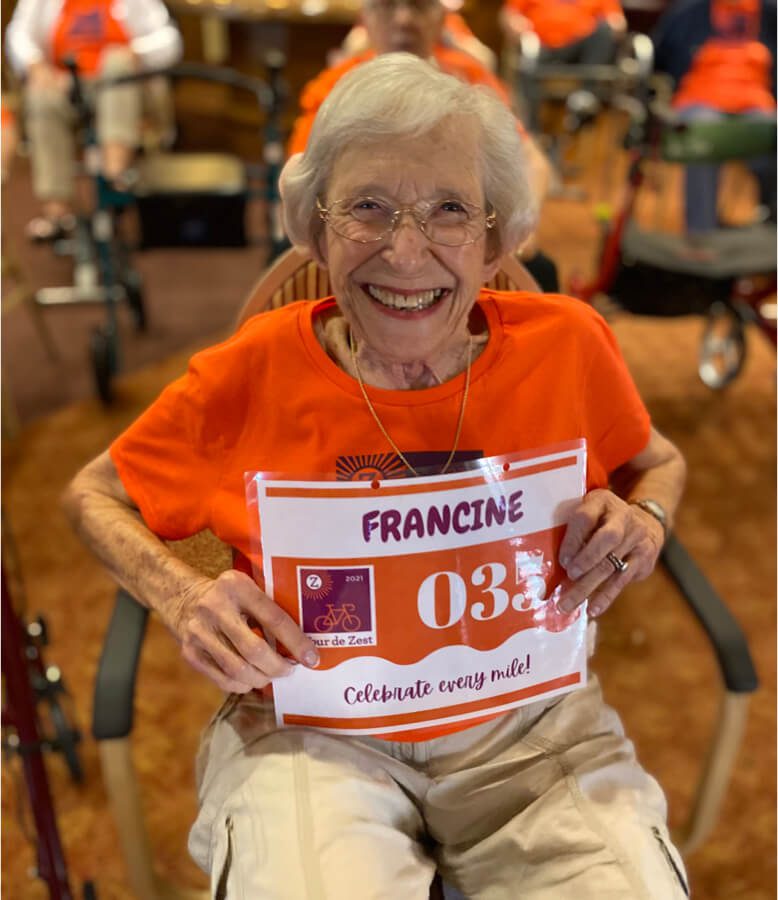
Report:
325,120,485,203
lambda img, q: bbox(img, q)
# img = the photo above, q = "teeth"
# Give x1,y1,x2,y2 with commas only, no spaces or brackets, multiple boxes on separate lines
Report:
366,285,446,310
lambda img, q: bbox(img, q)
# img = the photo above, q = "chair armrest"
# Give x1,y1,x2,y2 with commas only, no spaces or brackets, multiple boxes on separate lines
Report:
92,588,149,740
660,534,758,694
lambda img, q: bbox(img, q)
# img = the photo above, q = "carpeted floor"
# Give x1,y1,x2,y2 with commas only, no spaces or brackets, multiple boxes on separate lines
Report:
2,131,775,898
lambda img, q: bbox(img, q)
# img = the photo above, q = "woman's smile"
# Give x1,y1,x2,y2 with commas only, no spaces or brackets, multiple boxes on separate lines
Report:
362,282,452,313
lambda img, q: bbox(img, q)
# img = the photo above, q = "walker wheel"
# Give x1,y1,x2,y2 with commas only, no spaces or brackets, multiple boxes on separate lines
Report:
89,327,114,405
698,302,747,390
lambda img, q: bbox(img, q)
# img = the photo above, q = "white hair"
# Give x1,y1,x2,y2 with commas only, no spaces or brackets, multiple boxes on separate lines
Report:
281,53,537,256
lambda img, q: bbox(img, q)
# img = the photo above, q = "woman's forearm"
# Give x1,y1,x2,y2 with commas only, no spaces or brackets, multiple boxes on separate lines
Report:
610,426,687,533
62,450,210,634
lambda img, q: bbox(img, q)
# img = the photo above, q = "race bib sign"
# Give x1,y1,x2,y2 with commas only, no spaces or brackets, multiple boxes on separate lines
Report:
246,441,588,738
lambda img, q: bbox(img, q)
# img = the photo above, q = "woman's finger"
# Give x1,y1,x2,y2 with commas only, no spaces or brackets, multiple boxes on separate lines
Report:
220,613,297,679
187,646,257,694
182,617,278,690
233,579,320,669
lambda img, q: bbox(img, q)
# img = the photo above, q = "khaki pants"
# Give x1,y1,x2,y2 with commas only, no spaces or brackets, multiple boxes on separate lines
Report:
23,47,172,202
189,676,689,899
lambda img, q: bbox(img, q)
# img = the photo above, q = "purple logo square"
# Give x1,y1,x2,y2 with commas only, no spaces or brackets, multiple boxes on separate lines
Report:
298,566,373,635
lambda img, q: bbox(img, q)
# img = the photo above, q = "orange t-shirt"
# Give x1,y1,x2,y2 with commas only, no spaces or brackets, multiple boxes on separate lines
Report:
444,11,477,41
50,0,130,76
287,47,514,158
504,0,622,49
111,291,650,740
672,38,776,113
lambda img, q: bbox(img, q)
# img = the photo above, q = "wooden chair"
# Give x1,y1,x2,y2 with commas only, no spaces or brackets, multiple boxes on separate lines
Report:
92,249,757,898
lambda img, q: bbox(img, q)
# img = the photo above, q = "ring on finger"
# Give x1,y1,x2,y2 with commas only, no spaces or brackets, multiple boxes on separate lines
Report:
606,551,629,575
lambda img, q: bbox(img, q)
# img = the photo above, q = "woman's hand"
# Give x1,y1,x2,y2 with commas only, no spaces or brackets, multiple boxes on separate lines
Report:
170,570,321,694
557,489,665,618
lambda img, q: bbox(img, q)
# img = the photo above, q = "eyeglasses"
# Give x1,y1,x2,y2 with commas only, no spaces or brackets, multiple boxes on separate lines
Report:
317,196,496,247
365,0,439,14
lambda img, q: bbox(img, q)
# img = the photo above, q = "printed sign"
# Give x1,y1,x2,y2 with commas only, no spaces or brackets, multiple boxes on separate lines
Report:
246,442,588,738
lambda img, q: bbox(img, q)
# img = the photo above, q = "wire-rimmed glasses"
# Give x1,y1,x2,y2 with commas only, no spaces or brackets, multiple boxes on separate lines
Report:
316,196,496,247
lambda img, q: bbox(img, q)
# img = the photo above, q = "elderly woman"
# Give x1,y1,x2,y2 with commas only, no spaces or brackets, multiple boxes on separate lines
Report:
64,54,688,899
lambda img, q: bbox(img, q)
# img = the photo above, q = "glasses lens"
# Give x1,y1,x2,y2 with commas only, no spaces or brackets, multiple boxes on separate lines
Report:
327,198,393,242
423,200,488,246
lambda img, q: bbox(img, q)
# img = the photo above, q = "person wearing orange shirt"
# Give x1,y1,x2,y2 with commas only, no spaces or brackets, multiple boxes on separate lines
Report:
64,55,688,898
654,0,776,234
289,0,559,291
501,0,626,130
332,1,497,71
5,0,182,240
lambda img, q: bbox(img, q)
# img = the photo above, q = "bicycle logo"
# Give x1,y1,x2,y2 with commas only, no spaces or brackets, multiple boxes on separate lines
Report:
313,603,362,633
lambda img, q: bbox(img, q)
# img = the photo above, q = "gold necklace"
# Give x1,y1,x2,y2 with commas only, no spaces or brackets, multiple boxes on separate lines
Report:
349,331,472,477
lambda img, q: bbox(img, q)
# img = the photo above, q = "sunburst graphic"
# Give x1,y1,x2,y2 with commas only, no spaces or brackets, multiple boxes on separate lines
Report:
300,569,334,601
336,453,409,481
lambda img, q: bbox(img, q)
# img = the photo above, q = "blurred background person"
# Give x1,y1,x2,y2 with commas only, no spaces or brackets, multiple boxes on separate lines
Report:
331,0,498,71
288,0,559,291
501,0,626,130
653,0,776,237
5,0,182,241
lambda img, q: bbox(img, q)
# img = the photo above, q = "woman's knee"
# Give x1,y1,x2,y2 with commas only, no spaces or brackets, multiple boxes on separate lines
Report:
24,84,71,118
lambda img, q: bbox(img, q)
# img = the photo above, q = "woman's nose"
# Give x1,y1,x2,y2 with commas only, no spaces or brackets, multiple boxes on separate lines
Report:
381,213,430,270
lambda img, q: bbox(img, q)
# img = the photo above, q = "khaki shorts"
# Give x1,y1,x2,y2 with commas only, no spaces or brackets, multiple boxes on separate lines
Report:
188,676,689,899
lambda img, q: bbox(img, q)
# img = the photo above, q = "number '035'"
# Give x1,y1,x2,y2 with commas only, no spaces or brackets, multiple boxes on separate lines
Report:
417,559,547,629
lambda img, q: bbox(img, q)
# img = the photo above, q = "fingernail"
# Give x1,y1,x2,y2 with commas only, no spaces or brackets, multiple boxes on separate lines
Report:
567,566,581,580
303,650,320,668
559,597,575,613
589,603,602,617
559,554,570,568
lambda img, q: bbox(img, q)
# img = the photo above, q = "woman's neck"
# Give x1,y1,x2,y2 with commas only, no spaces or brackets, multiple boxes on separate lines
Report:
315,312,488,390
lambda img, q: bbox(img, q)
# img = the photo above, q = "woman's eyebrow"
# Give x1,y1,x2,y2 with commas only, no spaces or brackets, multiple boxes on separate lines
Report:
338,187,475,203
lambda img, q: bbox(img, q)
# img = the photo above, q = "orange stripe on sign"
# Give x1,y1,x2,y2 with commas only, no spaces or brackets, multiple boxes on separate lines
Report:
282,672,581,730
266,455,579,500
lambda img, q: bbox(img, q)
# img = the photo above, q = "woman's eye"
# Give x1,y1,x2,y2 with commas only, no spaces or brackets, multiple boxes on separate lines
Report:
352,199,382,212
433,200,470,220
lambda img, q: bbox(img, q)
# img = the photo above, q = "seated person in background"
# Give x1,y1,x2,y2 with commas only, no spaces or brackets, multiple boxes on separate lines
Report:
332,0,498,71
5,0,182,241
64,53,689,899
654,0,776,235
289,0,560,292
500,0,626,129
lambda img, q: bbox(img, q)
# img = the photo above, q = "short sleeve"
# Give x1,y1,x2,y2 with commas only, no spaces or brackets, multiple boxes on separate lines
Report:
110,350,238,541
582,315,651,485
